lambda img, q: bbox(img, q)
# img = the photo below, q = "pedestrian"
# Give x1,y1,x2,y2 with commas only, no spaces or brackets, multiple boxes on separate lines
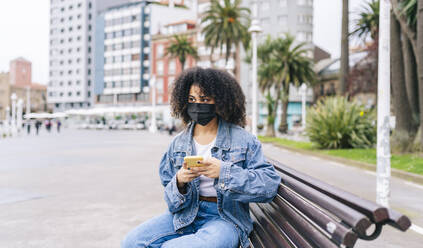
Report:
56,120,61,133
168,122,176,136
46,119,52,132
26,120,31,135
121,67,281,248
35,120,41,135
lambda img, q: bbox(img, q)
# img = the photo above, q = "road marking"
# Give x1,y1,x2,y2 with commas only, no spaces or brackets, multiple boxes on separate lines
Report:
309,156,321,161
410,224,423,236
364,170,377,176
404,181,423,190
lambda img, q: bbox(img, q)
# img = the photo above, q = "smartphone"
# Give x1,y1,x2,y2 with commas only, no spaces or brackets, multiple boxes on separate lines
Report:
184,156,203,168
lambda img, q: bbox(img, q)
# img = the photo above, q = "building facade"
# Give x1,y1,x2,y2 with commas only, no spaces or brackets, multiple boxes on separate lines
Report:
9,57,32,87
0,73,10,120
94,1,195,106
0,58,49,120
48,0,131,112
151,20,197,104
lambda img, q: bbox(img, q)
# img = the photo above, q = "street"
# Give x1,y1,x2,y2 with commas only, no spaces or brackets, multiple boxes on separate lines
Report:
0,129,422,247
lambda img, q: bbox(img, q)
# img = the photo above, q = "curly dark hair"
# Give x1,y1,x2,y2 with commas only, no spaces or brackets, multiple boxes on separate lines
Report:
170,67,246,127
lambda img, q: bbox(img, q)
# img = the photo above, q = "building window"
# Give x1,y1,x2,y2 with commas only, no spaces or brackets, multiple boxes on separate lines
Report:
88,91,91,97
298,0,313,6
87,69,91,75
77,91,81,96
260,17,270,25
278,15,287,26
260,1,270,10
157,44,164,58
68,92,72,96
169,60,176,74
131,54,140,61
88,80,91,86
157,61,164,75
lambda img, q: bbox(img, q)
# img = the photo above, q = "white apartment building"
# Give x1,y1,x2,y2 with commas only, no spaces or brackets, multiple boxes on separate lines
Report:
94,1,195,105
48,0,130,111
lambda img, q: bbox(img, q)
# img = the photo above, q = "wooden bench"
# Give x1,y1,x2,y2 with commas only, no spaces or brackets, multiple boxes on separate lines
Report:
249,158,411,248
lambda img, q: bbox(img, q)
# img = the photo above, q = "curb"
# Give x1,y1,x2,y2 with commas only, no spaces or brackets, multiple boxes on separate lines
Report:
263,141,423,186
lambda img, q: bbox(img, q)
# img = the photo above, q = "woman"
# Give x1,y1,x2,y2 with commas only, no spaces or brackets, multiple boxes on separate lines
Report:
122,67,281,248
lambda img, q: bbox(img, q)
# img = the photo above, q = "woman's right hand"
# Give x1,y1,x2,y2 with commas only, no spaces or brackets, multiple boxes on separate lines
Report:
176,162,199,188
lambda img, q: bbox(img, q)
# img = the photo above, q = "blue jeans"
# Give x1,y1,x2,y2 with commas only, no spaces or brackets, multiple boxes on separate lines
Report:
121,201,239,248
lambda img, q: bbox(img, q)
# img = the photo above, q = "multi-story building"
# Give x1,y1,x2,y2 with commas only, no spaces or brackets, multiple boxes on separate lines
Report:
0,58,49,120
151,20,197,104
94,1,195,106
0,72,10,120
48,0,131,112
9,58,32,87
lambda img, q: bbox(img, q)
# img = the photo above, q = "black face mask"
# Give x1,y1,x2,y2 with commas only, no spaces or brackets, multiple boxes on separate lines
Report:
187,103,216,126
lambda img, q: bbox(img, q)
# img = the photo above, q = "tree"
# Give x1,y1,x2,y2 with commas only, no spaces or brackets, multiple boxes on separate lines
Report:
165,35,198,71
391,11,415,151
417,0,423,149
257,34,315,134
340,0,349,95
351,0,380,40
201,0,250,76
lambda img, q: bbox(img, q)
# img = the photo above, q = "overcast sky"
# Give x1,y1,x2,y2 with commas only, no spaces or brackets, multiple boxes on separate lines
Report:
0,0,367,85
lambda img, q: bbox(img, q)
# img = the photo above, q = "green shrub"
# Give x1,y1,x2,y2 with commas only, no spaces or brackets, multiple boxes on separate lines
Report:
306,96,376,149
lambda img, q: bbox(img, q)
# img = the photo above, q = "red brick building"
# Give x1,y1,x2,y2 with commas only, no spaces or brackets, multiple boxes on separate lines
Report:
9,57,32,87
151,20,197,104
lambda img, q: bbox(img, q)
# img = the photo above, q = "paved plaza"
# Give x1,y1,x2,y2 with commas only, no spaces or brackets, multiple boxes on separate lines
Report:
0,129,422,247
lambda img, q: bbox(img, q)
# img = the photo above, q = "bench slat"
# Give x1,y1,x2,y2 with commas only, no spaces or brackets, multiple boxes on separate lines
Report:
386,209,412,231
250,212,292,248
275,170,371,237
277,184,358,247
270,196,339,248
249,230,265,248
250,204,296,247
270,159,389,224
255,203,313,248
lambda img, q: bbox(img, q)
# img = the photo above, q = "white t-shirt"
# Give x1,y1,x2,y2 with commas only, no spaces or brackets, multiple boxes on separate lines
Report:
194,137,217,197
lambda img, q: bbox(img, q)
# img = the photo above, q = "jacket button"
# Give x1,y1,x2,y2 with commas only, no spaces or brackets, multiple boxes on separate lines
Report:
221,183,225,188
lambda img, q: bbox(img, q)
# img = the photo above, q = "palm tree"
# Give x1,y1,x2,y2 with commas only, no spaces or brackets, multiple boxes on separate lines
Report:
165,35,198,71
201,0,250,75
340,0,349,95
258,34,315,134
351,0,379,40
257,36,279,136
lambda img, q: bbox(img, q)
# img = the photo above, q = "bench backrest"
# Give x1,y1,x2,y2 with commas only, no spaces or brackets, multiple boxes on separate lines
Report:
249,158,411,248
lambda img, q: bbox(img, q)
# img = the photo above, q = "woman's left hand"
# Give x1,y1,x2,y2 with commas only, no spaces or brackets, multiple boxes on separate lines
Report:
191,157,221,179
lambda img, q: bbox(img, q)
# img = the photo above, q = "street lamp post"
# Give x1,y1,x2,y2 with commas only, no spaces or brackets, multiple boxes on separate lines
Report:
5,106,10,136
248,0,262,136
26,86,31,116
300,83,307,129
376,0,391,207
149,76,157,133
11,93,17,135
17,99,23,133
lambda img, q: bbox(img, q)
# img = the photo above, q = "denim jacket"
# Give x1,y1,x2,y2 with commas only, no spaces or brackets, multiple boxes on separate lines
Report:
158,118,281,248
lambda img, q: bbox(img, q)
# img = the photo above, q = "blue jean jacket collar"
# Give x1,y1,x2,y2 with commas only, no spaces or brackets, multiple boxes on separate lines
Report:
174,117,231,153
